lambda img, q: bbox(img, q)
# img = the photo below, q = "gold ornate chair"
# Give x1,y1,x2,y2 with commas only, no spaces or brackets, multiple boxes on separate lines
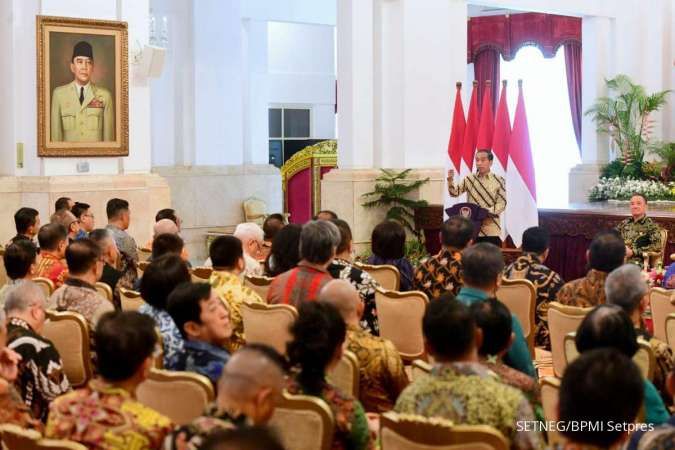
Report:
95,282,113,303
327,350,359,398
649,287,675,342
243,274,275,301
380,412,509,450
375,288,429,362
0,247,6,287
547,301,592,377
666,313,675,350
243,197,268,227
497,278,536,355
33,277,55,297
191,266,213,282
353,262,401,291
42,310,92,388
539,377,563,446
0,424,87,450
136,369,215,426
119,287,144,311
269,391,335,450
643,229,669,270
138,246,152,263
240,302,298,355
280,140,337,224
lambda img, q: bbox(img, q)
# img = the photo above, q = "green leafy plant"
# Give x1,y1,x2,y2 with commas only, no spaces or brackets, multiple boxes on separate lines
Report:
361,169,430,240
586,75,671,179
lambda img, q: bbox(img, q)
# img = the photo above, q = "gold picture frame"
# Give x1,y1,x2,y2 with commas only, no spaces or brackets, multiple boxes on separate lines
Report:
37,15,128,157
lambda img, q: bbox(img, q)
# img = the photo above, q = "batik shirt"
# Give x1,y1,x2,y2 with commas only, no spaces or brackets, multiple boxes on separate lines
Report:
163,404,247,450
209,270,263,353
636,328,674,408
0,379,43,431
625,414,675,450
177,340,230,387
286,376,375,450
504,253,565,349
394,362,542,450
617,215,663,265
139,304,185,370
413,248,463,299
346,325,408,413
482,357,543,421
35,251,68,289
7,318,71,422
106,224,139,263
556,269,608,308
45,379,173,449
328,259,381,334
267,263,333,306
447,172,506,237
49,278,115,329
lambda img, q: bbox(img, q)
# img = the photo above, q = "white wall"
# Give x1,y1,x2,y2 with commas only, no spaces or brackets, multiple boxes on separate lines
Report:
0,0,152,177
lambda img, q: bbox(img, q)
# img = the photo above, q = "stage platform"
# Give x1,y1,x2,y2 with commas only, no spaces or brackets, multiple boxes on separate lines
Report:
419,202,675,282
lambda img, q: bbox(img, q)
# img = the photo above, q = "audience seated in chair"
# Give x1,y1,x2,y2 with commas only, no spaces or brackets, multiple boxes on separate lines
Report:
328,219,381,334
151,232,190,268
414,215,473,299
35,223,69,289
9,207,40,246
156,208,182,232
560,348,644,449
0,241,38,307
138,255,191,370
286,301,374,450
49,239,114,330
627,357,675,448
199,426,285,450
457,243,535,377
233,223,265,276
88,229,123,305
394,298,542,450
167,344,286,449
504,226,564,350
319,280,408,413
45,311,173,447
168,282,232,386
575,304,669,425
5,282,70,422
267,221,338,306
264,223,302,277
556,230,625,308
50,209,80,244
0,307,43,431
208,236,263,353
262,213,286,259
469,298,542,417
367,221,414,292
71,202,94,240
54,197,74,212
616,193,664,266
314,210,338,221
606,263,674,406
106,198,139,263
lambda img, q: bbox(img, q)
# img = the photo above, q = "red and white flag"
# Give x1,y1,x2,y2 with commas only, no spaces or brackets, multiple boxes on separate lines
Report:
447,82,466,173
460,81,480,179
476,80,494,154
506,80,538,247
491,80,510,177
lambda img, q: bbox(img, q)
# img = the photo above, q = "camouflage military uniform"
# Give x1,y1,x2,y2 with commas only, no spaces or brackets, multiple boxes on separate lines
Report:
616,215,663,265
504,253,565,349
447,172,506,237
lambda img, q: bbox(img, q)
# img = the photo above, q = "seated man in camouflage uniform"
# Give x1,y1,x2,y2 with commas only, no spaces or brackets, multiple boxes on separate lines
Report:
616,193,663,266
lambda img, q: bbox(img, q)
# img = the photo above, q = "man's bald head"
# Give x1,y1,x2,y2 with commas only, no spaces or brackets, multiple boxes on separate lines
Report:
153,218,179,237
217,344,286,424
319,279,361,321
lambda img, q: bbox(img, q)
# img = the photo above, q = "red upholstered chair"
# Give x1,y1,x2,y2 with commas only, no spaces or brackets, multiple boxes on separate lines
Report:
280,140,337,224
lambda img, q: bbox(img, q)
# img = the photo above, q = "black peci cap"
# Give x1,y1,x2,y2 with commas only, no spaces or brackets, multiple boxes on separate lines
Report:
72,41,93,61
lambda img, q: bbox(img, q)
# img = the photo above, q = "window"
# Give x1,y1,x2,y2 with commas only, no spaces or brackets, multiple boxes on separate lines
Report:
500,46,581,208
268,107,312,167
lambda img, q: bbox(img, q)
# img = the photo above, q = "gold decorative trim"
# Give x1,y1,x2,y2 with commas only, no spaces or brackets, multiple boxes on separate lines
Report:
280,140,337,188
37,15,129,157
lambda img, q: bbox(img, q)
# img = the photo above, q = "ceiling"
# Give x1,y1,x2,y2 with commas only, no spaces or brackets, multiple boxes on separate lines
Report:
467,5,529,17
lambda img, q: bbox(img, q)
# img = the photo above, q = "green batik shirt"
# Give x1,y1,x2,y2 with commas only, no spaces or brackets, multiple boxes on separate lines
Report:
394,362,543,450
616,215,663,265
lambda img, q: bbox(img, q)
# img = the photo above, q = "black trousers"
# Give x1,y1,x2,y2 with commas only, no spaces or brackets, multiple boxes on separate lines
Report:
474,236,502,247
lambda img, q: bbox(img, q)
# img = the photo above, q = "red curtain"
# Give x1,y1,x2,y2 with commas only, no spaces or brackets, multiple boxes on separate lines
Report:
474,49,500,114
564,42,582,153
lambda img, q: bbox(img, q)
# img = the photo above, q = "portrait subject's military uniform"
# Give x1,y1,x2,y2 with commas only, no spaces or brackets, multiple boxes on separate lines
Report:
447,172,506,237
50,82,114,142
616,215,663,265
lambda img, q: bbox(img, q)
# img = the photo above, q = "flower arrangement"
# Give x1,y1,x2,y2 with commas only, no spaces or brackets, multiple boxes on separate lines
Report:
588,177,675,202
645,266,665,287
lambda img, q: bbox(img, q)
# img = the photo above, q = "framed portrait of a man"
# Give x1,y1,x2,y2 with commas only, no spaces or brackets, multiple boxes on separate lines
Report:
37,16,128,156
